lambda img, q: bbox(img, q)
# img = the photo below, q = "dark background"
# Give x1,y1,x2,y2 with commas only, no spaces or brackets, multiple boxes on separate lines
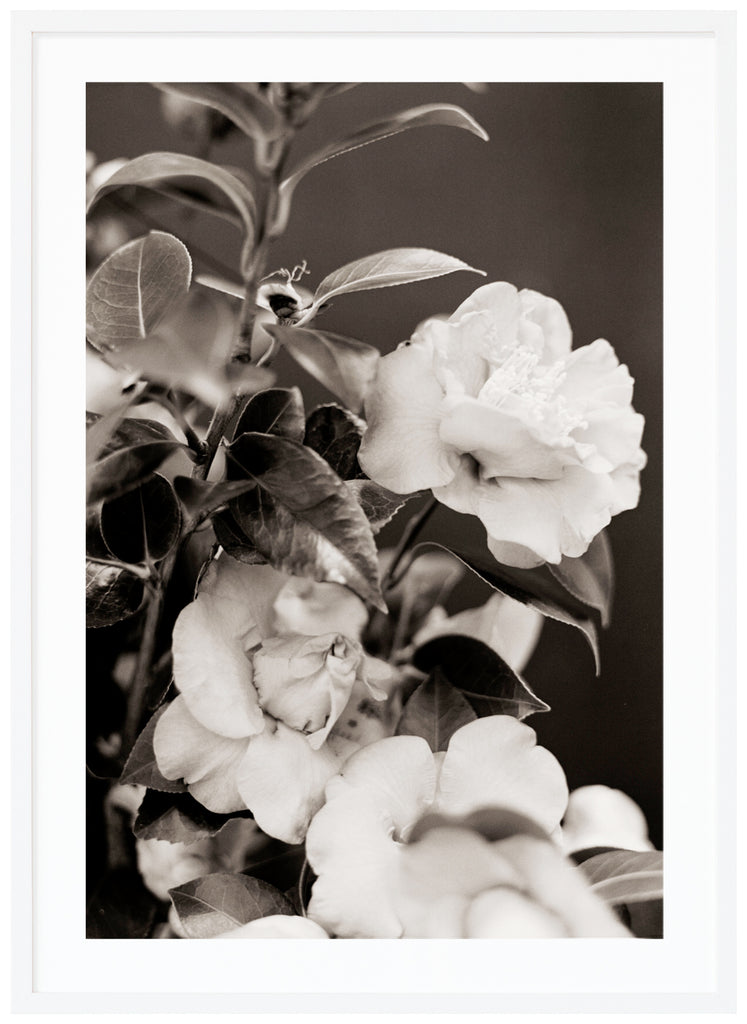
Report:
87,83,662,847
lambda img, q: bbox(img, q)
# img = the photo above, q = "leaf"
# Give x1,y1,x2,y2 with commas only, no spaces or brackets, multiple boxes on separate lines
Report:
396,670,477,751
173,476,259,518
212,510,266,564
580,850,663,905
413,635,549,720
88,435,188,504
100,473,181,564
86,868,160,938
411,543,601,674
153,83,283,143
275,104,489,233
105,284,274,406
304,403,365,479
133,789,252,844
169,872,294,939
548,530,614,628
86,560,144,628
120,706,187,793
266,325,379,413
86,153,257,257
234,387,305,442
226,432,385,611
345,479,412,533
86,232,192,353
293,247,485,327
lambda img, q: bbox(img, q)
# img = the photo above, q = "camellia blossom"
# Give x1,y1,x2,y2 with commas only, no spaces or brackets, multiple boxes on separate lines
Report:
358,282,646,567
305,716,571,938
153,553,398,844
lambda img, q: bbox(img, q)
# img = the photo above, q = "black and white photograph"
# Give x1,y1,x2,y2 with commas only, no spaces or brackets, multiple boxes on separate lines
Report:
85,81,662,942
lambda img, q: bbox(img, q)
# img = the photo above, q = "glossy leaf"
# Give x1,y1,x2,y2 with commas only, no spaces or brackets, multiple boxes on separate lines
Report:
86,153,257,251
153,83,283,143
133,789,252,844
86,560,144,628
120,706,187,793
411,542,601,674
86,232,192,353
548,530,614,627
266,325,379,413
234,387,305,442
304,403,365,479
580,849,663,905
100,473,181,564
275,104,488,233
169,872,294,939
413,635,549,720
396,670,477,752
345,479,412,534
226,432,385,611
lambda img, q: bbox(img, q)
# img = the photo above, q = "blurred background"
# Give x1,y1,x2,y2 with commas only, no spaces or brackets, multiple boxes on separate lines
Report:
87,83,662,847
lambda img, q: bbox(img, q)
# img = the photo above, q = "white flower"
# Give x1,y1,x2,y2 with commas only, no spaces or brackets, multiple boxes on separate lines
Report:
305,716,570,937
211,916,329,939
358,282,646,568
561,784,654,854
153,554,397,844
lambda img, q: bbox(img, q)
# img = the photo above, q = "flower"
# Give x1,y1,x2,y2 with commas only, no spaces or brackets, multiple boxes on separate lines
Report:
305,715,570,937
358,283,646,568
561,784,654,854
153,553,398,844
211,916,329,940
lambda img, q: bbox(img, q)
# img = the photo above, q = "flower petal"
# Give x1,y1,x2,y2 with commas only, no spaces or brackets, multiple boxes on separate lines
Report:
214,915,329,939
519,288,573,360
153,696,250,813
561,785,654,854
271,577,369,639
358,341,459,493
464,885,569,937
437,717,568,834
236,721,343,844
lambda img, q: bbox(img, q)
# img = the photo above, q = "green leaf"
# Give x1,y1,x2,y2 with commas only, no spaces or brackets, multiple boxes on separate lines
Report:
120,706,187,793
86,154,257,263
413,635,549,720
169,872,294,939
153,83,283,143
292,247,485,328
275,104,488,234
548,530,614,628
100,473,181,564
345,479,412,534
86,560,144,628
173,476,258,518
234,387,306,442
266,325,379,413
86,232,192,353
580,849,663,905
304,403,365,479
226,432,385,611
412,542,601,674
396,670,477,752
133,789,252,844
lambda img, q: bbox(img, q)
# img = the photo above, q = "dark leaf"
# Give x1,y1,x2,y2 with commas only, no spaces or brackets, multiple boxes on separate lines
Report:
88,439,187,505
86,232,192,353
173,476,258,518
548,530,615,627
133,789,252,844
411,543,601,674
413,635,549,720
120,706,187,793
86,505,111,559
234,387,305,442
304,403,365,479
396,669,477,751
226,432,385,610
346,479,412,533
86,867,161,938
266,325,379,414
212,510,266,564
169,872,294,939
580,849,663,904
153,83,283,144
294,247,485,326
242,841,306,894
275,105,488,234
100,473,181,564
86,560,145,628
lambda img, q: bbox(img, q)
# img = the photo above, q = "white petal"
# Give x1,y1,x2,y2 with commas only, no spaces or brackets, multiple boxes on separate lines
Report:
561,785,654,853
214,915,329,939
449,282,521,346
201,555,288,641
519,289,573,360
271,577,369,639
152,696,250,814
464,886,569,937
236,722,343,844
358,341,459,493
437,717,568,834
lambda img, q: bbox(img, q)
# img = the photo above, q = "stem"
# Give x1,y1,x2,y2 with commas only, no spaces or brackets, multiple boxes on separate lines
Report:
381,496,439,592
122,571,167,755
